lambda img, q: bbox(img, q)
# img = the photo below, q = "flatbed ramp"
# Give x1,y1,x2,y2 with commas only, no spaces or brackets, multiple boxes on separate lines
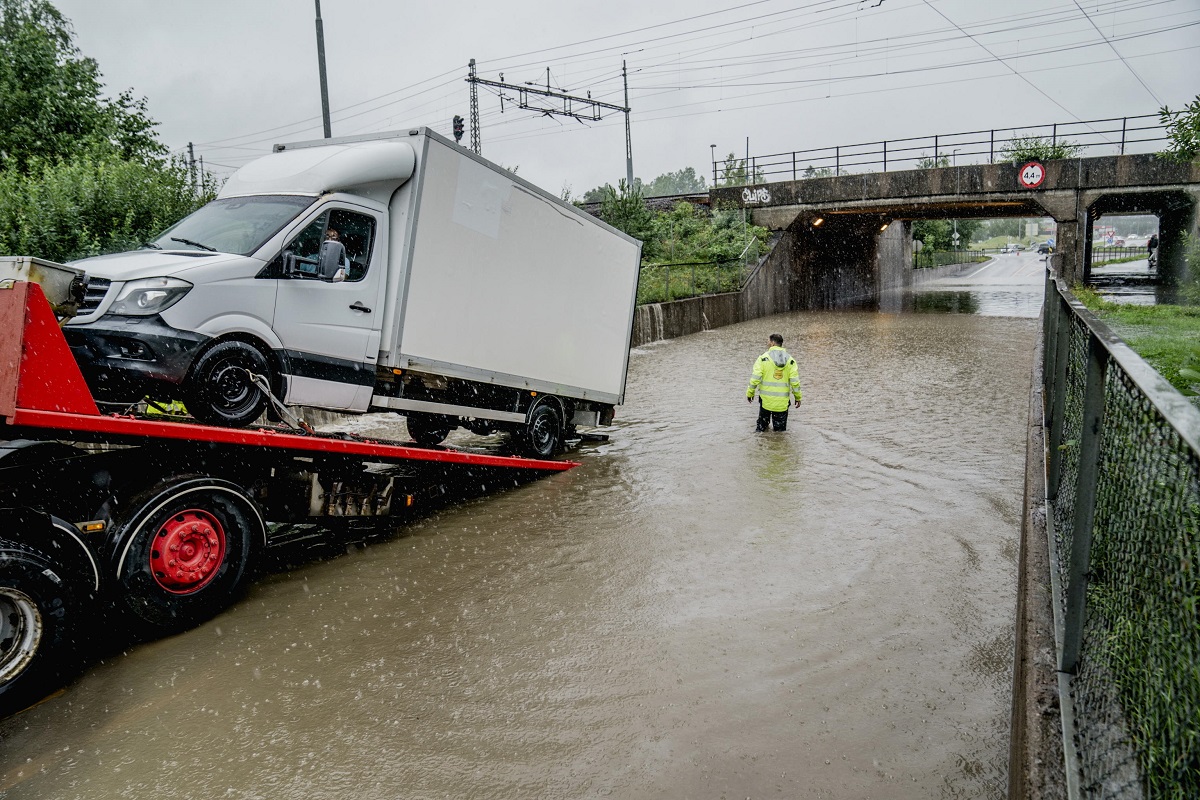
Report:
0,280,577,716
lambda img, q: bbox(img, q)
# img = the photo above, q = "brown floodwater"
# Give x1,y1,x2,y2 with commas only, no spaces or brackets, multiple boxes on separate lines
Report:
0,305,1037,800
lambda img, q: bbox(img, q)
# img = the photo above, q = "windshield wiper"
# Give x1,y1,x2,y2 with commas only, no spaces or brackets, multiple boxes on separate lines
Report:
170,237,217,252
139,241,162,250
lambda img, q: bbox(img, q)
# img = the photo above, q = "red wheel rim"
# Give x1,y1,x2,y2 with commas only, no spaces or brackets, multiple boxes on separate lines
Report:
149,509,227,594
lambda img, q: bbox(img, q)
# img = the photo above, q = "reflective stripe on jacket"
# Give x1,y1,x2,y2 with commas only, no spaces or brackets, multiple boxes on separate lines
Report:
746,347,802,412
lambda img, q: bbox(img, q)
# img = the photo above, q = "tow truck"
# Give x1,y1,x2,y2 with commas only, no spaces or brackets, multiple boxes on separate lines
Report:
0,267,578,716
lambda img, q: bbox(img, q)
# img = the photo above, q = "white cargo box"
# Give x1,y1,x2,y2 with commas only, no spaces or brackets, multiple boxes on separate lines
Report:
382,132,642,404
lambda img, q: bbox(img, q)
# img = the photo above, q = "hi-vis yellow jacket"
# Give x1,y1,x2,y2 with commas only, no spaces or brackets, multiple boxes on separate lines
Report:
746,346,802,412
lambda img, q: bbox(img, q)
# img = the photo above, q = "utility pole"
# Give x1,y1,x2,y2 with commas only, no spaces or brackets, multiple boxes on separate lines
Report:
468,59,481,155
187,142,196,193
466,63,630,179
623,60,633,189
314,0,332,138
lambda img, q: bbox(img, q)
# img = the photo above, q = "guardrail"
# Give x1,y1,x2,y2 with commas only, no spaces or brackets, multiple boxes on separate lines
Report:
1090,246,1150,265
1042,270,1200,798
913,249,988,269
715,114,1166,185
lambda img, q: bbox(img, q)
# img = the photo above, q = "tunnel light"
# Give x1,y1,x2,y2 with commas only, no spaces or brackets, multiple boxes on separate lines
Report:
812,217,824,227
880,223,890,231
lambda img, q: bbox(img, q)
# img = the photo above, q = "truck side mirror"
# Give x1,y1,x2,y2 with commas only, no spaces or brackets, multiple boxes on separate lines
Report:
319,240,346,281
282,251,298,277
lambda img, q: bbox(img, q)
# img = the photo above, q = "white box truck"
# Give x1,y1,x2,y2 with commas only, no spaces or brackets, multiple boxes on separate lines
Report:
56,129,642,456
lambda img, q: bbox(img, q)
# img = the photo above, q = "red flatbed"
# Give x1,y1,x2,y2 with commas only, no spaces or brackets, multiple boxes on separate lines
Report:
0,280,576,473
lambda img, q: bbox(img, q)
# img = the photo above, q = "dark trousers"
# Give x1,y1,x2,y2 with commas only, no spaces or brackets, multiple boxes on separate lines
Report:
756,399,789,432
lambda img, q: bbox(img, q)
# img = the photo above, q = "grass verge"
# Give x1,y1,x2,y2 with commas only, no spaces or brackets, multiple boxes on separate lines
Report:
1074,285,1200,396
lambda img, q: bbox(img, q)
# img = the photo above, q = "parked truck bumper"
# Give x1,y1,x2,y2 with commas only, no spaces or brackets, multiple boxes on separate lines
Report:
63,315,210,402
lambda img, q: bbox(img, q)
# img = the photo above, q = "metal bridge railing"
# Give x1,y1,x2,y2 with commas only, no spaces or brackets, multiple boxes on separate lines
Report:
715,114,1166,184
1042,270,1200,799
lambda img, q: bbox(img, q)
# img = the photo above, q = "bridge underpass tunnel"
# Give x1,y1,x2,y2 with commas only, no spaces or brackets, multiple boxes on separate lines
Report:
1084,190,1199,302
785,212,910,310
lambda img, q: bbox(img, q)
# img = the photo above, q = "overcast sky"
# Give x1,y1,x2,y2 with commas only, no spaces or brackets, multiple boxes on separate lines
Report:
52,0,1200,195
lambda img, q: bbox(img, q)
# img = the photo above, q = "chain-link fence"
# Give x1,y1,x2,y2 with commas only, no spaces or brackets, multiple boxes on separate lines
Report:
636,259,746,305
1043,272,1200,799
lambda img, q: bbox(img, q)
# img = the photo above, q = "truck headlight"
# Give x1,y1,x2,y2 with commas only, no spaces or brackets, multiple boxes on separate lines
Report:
108,277,193,316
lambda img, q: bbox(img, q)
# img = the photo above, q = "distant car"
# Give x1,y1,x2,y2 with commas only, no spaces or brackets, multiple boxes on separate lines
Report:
1001,244,1025,254
1037,241,1054,254
1114,238,1125,247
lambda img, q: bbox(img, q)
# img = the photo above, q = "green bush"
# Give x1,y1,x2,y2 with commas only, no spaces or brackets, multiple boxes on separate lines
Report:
0,150,215,262
999,135,1082,162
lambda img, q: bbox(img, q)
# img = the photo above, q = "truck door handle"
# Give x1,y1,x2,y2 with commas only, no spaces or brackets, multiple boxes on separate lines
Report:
349,301,372,313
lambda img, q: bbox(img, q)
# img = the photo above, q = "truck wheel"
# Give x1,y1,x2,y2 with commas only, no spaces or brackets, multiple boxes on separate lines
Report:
520,403,562,458
0,539,83,717
106,478,263,635
185,341,270,427
406,413,452,445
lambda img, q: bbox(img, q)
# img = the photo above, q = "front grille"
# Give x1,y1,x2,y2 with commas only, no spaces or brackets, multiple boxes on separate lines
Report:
79,277,111,314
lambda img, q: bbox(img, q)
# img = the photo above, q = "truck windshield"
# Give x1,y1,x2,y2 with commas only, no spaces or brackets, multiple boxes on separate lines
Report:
149,195,315,256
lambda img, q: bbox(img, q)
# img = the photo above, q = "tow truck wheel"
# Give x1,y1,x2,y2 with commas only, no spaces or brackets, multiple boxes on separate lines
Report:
106,478,263,634
406,413,452,445
185,341,271,427
520,403,562,459
0,538,82,717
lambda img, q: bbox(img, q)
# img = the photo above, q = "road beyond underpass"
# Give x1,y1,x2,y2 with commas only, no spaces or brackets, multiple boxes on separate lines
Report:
0,268,1040,799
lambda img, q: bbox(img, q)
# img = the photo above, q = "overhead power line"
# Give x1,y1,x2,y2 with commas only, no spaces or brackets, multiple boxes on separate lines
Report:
1071,0,1164,106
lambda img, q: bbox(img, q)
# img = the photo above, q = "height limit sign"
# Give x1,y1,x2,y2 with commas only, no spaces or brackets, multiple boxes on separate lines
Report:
1018,161,1046,189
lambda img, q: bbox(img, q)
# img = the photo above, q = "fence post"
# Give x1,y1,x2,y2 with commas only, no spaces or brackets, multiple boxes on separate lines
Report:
1052,123,1058,148
882,141,887,172
692,264,696,297
934,135,939,163
1120,117,1127,155
1046,290,1072,502
989,130,994,163
666,265,671,302
836,146,840,176
1060,331,1108,674
792,152,797,181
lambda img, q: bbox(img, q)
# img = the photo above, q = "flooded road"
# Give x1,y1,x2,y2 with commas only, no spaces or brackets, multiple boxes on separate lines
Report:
0,280,1039,799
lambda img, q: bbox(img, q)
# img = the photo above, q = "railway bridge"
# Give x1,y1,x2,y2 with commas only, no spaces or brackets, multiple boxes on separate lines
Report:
710,153,1200,307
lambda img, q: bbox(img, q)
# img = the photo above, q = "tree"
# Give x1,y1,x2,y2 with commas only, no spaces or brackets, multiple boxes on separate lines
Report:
1159,94,1200,163
999,135,1081,162
802,165,834,178
643,167,706,197
599,180,656,255
719,153,764,186
0,0,212,262
912,218,982,251
0,0,164,172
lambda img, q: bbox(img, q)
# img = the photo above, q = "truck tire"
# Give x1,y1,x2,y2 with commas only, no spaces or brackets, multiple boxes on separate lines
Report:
0,538,85,718
406,413,452,445
185,341,271,427
520,403,562,459
105,478,263,634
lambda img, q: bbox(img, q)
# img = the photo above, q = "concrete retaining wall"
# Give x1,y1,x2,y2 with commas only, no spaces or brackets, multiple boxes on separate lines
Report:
631,230,796,347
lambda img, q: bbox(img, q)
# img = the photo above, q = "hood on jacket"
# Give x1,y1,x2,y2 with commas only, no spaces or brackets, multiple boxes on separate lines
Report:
769,348,790,368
